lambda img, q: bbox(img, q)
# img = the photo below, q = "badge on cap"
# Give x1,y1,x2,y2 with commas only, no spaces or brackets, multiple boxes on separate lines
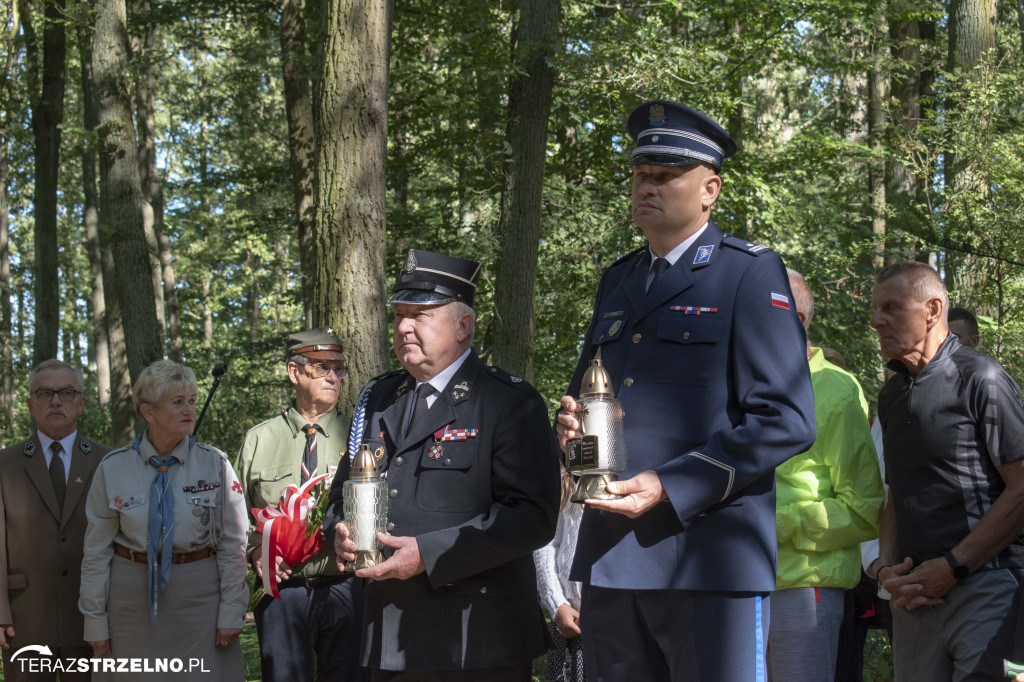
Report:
649,103,666,126
402,251,417,275
694,245,714,265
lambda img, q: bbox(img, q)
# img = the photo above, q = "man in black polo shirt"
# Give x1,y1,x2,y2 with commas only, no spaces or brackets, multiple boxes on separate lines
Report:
870,261,1024,681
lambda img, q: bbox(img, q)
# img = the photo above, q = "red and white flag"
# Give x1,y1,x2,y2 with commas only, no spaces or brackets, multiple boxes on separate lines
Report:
771,292,790,310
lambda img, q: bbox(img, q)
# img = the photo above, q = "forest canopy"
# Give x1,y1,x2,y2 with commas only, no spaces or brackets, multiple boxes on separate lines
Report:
2,0,1023,456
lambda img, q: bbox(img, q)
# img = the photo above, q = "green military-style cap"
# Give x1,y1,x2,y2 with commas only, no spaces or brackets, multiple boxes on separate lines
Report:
286,327,345,361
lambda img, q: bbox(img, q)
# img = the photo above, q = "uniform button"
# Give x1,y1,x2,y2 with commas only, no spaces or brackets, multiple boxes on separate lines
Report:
394,456,404,466
60,534,66,542
388,488,398,499
683,331,690,340
623,377,634,387
443,459,452,466
61,569,68,577
632,333,642,343
480,586,487,594
386,522,395,532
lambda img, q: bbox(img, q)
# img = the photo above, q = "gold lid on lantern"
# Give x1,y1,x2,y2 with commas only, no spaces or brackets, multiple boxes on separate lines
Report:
580,347,614,398
350,444,381,480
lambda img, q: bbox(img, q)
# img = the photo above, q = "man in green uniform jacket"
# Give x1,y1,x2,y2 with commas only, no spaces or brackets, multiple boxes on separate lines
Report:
236,327,364,682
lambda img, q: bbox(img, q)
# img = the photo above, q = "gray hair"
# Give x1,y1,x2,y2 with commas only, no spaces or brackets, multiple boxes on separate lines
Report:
786,268,814,330
29,359,84,391
876,261,949,311
448,301,476,343
133,359,198,417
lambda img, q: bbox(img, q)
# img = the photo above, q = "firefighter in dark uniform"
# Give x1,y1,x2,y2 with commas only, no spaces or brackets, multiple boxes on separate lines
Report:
326,250,561,682
555,101,817,681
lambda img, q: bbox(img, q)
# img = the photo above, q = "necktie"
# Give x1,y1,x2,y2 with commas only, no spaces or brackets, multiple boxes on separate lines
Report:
648,257,669,295
301,424,319,484
406,384,436,437
147,454,178,628
48,441,66,510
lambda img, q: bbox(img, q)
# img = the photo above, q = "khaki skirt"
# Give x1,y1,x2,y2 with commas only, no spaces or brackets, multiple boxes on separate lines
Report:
97,553,243,681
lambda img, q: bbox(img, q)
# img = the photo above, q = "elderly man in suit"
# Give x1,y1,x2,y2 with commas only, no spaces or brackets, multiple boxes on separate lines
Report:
0,359,111,680
327,250,561,681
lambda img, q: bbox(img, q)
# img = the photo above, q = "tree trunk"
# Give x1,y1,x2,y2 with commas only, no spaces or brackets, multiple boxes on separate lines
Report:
1,28,17,429
280,0,316,326
20,0,68,365
886,15,922,251
0,122,12,432
78,15,111,410
93,0,164,383
867,6,887,269
945,0,997,308
492,0,560,380
134,2,181,360
312,0,392,411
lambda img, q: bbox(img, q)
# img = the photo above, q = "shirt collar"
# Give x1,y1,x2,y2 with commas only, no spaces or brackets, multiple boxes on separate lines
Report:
36,430,77,457
649,221,709,268
416,347,473,396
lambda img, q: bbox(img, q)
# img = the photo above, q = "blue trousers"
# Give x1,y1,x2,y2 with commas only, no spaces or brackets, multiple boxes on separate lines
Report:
254,576,367,682
581,584,770,682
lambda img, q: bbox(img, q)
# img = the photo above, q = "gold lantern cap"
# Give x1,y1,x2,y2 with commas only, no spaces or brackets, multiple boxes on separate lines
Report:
350,444,382,481
580,347,614,398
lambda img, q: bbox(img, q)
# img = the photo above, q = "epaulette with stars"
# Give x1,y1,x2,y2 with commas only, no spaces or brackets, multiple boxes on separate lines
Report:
722,236,773,256
486,365,528,387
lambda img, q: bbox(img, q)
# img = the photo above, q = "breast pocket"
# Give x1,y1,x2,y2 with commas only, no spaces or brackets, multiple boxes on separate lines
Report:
654,316,723,386
415,441,479,513
256,465,294,505
592,317,627,345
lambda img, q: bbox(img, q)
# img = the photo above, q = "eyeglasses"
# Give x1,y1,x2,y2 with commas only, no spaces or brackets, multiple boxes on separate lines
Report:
291,356,347,379
32,388,81,402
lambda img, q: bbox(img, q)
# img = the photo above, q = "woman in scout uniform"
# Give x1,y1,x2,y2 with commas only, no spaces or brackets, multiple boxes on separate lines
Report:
79,360,248,680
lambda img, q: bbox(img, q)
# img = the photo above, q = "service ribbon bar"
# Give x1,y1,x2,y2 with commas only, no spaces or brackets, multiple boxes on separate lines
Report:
669,306,718,315
432,427,479,442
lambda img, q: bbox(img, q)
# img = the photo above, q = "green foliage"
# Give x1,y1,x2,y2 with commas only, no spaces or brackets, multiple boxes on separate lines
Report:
1,0,1022,447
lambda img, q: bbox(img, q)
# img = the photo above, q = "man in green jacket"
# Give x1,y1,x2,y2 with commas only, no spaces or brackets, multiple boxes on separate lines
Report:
236,327,363,682
767,270,885,682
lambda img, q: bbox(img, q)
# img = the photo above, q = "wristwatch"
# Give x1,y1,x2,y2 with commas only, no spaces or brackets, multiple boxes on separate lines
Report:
943,550,970,581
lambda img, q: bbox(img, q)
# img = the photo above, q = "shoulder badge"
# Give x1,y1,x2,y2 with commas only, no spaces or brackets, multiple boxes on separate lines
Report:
722,236,772,256
23,441,36,456
80,439,92,454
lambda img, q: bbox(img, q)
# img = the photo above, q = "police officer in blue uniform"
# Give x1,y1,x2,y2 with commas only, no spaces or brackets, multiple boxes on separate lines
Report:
555,100,816,681
327,250,560,681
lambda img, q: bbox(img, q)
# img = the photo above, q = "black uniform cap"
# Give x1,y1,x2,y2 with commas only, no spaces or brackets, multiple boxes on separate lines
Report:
389,250,482,309
627,100,737,171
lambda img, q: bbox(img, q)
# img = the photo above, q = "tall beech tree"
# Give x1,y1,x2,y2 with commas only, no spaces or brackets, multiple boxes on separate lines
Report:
92,0,162,383
492,0,561,380
19,0,67,365
311,0,392,410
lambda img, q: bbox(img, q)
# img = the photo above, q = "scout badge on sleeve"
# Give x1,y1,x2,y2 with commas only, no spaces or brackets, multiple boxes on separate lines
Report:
251,473,330,599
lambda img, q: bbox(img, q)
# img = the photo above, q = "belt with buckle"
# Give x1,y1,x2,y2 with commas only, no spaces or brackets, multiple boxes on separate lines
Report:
115,543,214,565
